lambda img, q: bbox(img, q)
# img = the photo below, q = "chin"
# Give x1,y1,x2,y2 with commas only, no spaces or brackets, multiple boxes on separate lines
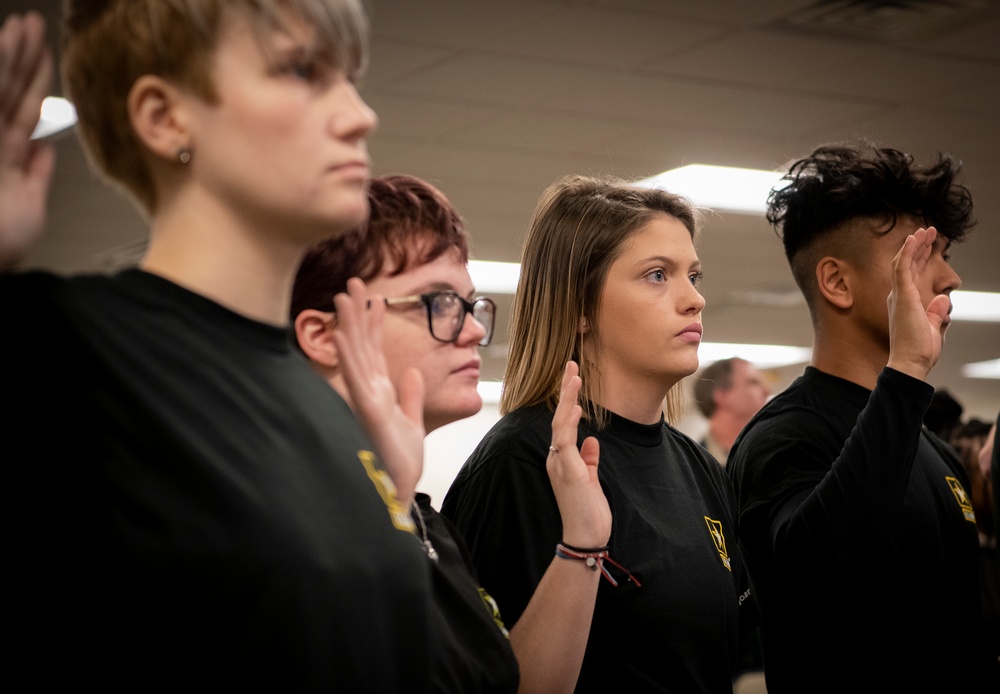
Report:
319,191,370,232
662,354,700,381
427,395,484,431
335,198,371,231
452,395,485,422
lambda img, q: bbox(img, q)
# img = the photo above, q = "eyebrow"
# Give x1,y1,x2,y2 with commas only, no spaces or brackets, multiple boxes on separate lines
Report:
636,255,702,271
405,281,477,299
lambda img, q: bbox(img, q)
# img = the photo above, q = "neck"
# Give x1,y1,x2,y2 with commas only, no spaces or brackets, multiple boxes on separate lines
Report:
142,189,306,326
707,413,746,453
596,370,674,425
810,320,887,390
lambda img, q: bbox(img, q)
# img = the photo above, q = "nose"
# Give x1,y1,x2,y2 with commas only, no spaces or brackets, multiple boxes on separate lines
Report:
331,81,378,142
937,261,962,296
456,311,488,347
683,282,706,315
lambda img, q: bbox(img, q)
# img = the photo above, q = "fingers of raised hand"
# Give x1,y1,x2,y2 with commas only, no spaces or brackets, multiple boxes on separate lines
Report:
550,361,583,456
332,278,385,392
911,226,936,271
398,366,425,429
0,13,50,134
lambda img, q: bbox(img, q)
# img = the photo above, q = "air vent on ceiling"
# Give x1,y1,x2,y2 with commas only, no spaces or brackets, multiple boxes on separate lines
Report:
774,0,999,42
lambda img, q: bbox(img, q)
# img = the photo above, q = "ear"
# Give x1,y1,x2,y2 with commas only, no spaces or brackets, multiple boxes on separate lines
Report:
578,316,590,334
127,74,191,162
815,256,854,310
294,310,341,368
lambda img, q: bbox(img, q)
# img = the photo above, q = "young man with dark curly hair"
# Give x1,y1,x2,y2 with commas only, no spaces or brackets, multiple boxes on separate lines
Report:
726,141,998,692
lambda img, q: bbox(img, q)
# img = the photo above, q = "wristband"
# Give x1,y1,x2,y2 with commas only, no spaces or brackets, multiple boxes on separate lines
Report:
554,542,641,587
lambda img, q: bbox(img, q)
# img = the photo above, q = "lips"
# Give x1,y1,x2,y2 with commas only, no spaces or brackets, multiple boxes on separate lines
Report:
677,322,703,342
452,358,481,376
332,160,370,177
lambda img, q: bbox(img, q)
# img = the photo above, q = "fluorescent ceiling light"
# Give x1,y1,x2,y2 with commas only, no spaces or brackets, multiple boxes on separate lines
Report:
699,342,812,369
31,96,78,140
961,359,1000,379
951,290,1000,322
634,164,786,215
469,260,520,294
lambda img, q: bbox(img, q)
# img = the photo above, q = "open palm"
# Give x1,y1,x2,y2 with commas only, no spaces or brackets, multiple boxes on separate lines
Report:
0,13,55,269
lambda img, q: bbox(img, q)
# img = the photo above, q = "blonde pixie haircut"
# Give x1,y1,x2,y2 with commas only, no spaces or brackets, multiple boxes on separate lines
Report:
501,174,700,427
60,0,369,216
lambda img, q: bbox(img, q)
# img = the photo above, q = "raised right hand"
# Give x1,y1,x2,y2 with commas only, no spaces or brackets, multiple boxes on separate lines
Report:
0,12,55,269
547,361,612,549
331,277,426,507
886,226,949,381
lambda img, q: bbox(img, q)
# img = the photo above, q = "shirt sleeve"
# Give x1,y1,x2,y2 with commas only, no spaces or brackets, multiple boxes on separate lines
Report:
441,412,560,627
732,367,933,580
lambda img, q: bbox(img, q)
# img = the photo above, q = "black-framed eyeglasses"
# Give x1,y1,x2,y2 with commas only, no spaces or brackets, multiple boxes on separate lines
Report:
384,291,496,346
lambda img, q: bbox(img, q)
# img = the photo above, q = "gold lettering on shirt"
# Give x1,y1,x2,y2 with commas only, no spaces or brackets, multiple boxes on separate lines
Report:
945,476,977,524
357,449,415,533
705,516,732,571
477,587,511,639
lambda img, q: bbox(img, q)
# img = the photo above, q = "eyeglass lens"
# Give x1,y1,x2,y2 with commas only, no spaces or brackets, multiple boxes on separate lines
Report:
428,293,495,346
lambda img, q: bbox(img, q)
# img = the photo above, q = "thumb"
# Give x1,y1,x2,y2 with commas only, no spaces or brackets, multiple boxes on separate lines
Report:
580,436,600,469
927,294,951,326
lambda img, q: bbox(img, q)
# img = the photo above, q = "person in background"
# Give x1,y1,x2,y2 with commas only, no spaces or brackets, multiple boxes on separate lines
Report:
947,416,999,670
923,388,966,441
442,174,758,693
1,3,436,690
981,416,999,574
727,141,996,692
692,356,771,693
693,357,771,467
291,173,612,693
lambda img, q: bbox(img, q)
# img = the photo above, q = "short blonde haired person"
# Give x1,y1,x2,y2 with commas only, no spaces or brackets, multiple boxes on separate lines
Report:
62,0,367,214
443,174,759,692
1,3,436,690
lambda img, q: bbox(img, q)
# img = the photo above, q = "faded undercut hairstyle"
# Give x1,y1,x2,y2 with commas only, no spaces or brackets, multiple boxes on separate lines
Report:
60,0,368,215
501,174,700,427
766,140,974,315
291,174,470,320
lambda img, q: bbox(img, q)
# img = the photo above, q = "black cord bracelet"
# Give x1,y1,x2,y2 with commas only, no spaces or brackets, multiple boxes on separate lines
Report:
560,541,610,554
554,542,642,588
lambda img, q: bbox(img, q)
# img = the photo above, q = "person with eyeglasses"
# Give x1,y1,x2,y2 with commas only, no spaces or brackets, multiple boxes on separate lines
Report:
291,173,612,693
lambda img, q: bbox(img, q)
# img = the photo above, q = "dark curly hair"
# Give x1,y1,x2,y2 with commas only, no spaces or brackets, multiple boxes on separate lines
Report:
766,140,974,303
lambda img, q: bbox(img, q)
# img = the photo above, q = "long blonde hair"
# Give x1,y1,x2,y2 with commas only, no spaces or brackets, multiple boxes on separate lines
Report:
501,174,700,426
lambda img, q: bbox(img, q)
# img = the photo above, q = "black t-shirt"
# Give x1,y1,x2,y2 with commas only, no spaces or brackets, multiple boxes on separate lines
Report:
442,403,755,693
728,366,996,692
3,269,433,691
415,493,520,693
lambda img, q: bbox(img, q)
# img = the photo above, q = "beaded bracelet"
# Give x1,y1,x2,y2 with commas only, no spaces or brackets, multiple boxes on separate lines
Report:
555,542,642,587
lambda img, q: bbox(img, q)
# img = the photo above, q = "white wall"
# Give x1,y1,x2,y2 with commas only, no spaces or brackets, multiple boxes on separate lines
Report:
417,402,503,509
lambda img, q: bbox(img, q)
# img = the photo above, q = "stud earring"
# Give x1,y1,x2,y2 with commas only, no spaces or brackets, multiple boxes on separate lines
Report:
177,147,192,164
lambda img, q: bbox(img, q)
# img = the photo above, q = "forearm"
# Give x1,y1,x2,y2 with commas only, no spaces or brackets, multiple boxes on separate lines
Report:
776,368,932,561
510,555,601,694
